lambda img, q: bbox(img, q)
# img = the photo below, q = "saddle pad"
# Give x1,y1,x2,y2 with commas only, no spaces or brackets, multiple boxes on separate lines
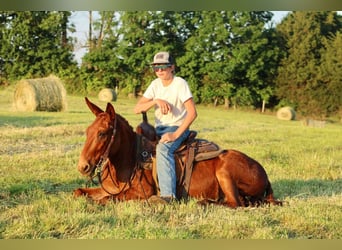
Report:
193,139,225,161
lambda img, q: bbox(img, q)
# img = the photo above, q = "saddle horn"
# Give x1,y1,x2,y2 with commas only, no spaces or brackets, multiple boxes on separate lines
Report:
136,112,157,142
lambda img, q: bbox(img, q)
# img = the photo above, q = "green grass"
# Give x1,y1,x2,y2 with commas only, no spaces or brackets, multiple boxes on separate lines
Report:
0,86,341,239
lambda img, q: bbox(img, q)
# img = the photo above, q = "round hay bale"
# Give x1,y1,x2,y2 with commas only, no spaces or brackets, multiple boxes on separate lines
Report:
276,106,296,121
98,88,117,102
14,75,67,112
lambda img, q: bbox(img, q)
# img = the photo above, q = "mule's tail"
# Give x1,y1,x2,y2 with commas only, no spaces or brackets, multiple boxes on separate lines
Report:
264,181,283,206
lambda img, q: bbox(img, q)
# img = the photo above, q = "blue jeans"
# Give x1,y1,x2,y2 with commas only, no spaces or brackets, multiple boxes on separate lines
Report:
156,126,190,198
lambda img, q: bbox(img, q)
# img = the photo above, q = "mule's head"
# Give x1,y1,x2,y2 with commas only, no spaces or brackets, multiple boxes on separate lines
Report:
77,97,117,176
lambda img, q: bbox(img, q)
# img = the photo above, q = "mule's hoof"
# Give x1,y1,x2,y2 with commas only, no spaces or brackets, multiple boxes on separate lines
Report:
273,200,283,206
73,188,84,197
196,199,218,206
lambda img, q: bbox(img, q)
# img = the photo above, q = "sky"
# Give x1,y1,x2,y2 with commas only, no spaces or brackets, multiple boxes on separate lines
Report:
69,11,290,65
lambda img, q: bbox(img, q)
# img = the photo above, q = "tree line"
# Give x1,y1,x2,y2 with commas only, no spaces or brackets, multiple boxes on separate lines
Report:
0,11,341,119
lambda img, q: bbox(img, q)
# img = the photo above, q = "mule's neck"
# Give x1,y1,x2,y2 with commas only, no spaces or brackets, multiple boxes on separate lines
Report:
108,115,138,182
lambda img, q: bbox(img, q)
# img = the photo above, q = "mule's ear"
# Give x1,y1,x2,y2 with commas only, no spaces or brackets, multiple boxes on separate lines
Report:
85,97,104,116
105,102,116,120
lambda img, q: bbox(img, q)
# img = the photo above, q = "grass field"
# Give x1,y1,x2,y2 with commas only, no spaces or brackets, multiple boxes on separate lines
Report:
0,85,341,239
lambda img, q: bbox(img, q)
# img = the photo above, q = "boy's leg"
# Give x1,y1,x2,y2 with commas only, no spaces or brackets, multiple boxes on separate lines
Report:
156,126,189,198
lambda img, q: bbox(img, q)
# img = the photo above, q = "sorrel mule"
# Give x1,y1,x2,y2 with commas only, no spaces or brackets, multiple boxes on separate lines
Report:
74,98,282,208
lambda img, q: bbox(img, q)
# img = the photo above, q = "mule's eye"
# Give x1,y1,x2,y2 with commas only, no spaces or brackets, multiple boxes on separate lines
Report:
98,131,107,139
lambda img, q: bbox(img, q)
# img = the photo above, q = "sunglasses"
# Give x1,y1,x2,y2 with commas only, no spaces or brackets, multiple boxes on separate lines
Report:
152,64,171,71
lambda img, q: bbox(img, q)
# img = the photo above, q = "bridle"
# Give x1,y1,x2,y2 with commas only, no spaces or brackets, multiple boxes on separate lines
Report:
94,115,117,177
87,115,143,198
87,116,123,193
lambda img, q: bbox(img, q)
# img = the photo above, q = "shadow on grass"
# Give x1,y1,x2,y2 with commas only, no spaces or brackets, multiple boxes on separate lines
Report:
0,115,56,128
0,178,91,239
0,113,90,128
272,178,342,199
2,177,341,208
0,178,86,208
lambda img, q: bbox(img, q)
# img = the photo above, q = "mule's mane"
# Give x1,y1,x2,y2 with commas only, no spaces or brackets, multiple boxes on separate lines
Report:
97,111,134,133
113,112,135,134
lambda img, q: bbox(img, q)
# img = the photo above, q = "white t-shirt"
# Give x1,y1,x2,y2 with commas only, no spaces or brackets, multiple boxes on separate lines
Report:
143,76,193,127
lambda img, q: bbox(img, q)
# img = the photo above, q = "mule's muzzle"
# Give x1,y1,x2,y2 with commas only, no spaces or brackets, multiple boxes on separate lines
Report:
77,158,96,177
78,164,90,175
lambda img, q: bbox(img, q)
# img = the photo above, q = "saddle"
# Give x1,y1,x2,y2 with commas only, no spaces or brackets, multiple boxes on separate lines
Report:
136,113,224,199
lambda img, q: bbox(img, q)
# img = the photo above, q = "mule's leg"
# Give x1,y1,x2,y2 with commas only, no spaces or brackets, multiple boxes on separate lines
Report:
264,181,283,206
73,187,111,204
238,195,250,207
216,171,242,208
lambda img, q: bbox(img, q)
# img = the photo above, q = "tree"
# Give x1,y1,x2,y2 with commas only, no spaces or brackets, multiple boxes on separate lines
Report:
0,11,76,82
81,11,195,95
227,11,280,109
80,11,122,93
275,11,341,118
117,11,188,94
178,11,279,109
317,32,342,117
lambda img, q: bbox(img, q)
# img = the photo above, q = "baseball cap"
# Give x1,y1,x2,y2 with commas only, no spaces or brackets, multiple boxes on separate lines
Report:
151,51,174,65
